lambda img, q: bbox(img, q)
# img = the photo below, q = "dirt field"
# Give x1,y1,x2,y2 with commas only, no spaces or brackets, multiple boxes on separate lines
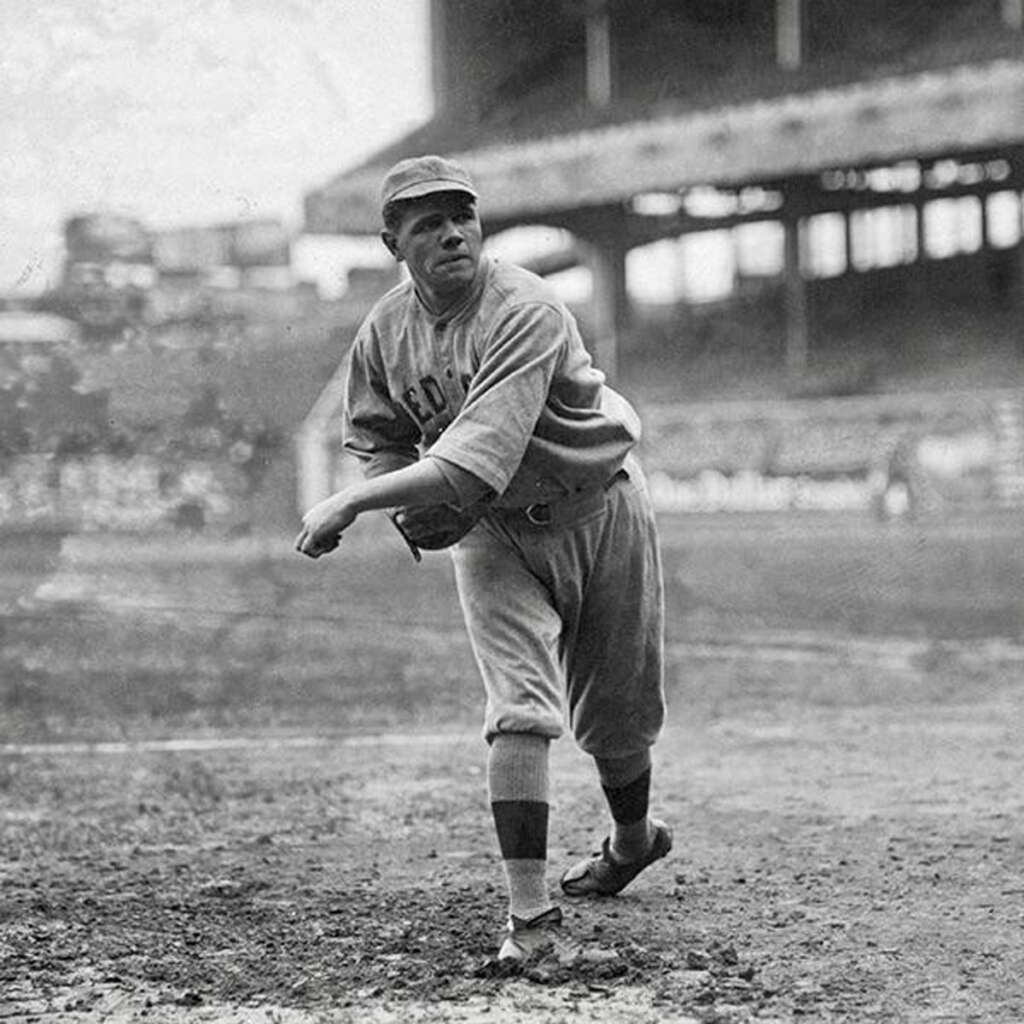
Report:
2,520,1023,1023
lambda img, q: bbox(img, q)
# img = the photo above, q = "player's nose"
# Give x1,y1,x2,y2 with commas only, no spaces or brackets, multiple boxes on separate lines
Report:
440,219,466,246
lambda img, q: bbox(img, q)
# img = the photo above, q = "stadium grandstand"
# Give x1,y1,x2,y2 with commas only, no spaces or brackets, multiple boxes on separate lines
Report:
300,0,1024,520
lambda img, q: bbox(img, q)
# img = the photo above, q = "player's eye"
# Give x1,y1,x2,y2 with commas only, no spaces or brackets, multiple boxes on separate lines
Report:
412,215,442,234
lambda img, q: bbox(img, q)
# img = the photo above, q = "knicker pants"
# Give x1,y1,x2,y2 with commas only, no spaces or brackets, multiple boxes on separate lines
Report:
450,459,666,759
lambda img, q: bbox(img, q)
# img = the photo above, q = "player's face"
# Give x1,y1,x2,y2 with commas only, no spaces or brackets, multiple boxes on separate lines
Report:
384,192,483,309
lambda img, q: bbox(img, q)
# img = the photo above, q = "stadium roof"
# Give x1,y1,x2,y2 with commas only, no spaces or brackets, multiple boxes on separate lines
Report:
306,59,1024,235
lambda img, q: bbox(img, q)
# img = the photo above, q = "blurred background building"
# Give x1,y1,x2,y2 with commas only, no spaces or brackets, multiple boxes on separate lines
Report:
307,0,1024,388
2,0,1024,532
300,0,1024,520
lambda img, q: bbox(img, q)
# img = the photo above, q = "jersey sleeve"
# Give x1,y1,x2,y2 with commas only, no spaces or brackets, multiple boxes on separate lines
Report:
342,326,422,478
427,301,566,496
430,455,495,510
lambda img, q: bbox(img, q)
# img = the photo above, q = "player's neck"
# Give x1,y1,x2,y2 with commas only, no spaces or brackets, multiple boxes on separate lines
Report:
414,270,481,319
418,290,462,318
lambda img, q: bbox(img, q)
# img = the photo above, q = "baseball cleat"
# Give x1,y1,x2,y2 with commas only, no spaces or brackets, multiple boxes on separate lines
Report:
496,906,618,965
560,820,673,897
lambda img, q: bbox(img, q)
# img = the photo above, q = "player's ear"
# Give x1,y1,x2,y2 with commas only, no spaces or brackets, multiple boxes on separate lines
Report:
381,231,403,262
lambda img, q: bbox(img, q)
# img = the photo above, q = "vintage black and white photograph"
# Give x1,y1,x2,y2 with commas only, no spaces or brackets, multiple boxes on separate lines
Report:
2,2,1023,1022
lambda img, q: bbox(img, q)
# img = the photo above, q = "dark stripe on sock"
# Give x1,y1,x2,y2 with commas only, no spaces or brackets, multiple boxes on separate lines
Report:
602,767,651,825
491,800,549,861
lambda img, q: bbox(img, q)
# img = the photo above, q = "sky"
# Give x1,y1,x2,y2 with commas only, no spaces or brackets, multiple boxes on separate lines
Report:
4,4,1015,304
0,0,432,294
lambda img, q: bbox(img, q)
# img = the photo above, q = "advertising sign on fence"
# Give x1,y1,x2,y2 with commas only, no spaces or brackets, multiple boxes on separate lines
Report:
0,455,248,532
640,390,1021,517
1,391,1019,534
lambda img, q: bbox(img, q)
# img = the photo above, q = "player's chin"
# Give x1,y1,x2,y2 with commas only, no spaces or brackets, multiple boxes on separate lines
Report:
434,257,475,281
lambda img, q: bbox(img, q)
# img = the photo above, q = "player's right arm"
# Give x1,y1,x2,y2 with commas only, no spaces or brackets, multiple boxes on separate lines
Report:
295,456,459,558
296,325,470,559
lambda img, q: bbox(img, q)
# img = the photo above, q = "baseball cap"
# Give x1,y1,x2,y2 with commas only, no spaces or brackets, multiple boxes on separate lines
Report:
379,155,478,211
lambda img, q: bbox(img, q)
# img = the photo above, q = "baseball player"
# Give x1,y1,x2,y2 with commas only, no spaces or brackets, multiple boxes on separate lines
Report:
296,155,671,964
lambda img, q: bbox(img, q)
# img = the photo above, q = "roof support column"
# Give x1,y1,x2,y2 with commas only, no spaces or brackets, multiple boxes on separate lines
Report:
909,185,933,310
844,210,855,272
1015,181,1024,303
429,0,451,113
776,0,804,70
580,234,629,384
1019,195,1024,353
914,189,928,264
783,208,809,387
585,0,614,107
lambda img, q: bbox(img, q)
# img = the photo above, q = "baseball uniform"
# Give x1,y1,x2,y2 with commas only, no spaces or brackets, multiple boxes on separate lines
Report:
343,255,665,758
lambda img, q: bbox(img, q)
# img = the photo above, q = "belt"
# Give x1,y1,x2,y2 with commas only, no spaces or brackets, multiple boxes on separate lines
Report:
494,468,629,529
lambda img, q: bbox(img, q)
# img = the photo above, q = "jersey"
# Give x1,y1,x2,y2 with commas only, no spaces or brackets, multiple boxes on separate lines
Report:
342,257,641,508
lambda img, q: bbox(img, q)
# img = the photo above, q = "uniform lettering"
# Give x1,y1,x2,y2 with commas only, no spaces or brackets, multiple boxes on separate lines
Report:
403,374,454,426
421,375,447,414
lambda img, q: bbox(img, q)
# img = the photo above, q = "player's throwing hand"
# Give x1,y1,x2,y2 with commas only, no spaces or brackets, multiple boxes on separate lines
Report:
294,494,357,558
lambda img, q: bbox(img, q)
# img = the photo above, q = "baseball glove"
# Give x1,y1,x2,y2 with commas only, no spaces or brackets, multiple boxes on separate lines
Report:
389,500,487,561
